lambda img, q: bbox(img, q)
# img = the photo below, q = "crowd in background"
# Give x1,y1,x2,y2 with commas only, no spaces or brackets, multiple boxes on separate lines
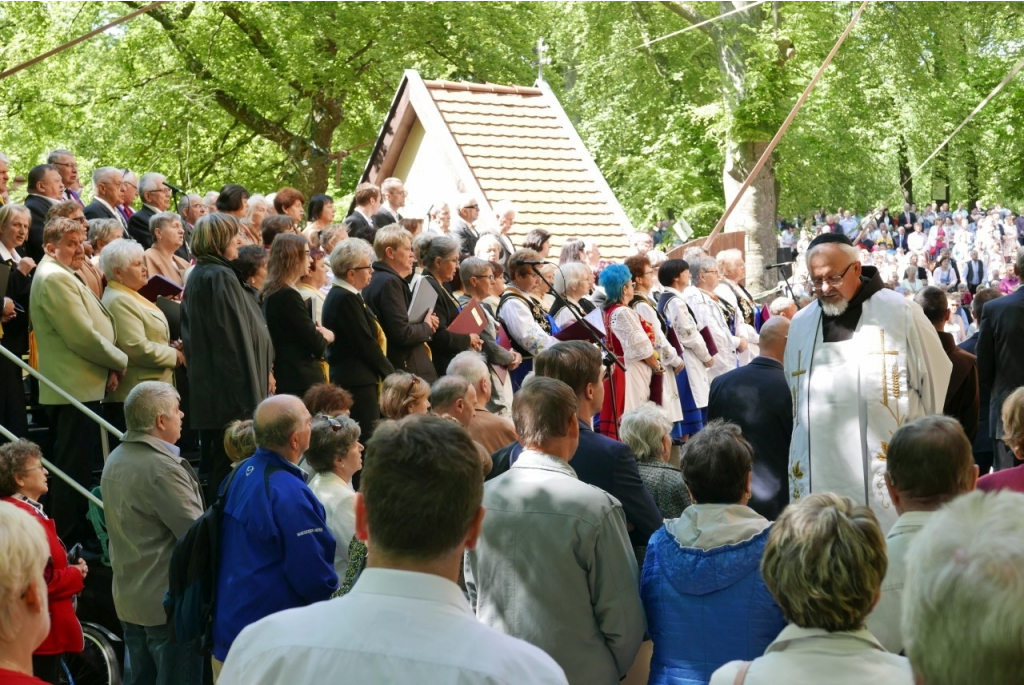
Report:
0,149,1023,685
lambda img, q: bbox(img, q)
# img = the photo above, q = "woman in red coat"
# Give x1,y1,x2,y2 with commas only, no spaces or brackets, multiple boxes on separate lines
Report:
0,439,86,683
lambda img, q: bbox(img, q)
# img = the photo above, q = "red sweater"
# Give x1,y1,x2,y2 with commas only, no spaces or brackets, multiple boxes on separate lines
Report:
3,497,84,655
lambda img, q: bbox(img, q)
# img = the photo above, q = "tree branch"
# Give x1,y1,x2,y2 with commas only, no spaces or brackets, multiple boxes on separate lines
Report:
658,1,711,34
217,2,312,98
130,1,304,153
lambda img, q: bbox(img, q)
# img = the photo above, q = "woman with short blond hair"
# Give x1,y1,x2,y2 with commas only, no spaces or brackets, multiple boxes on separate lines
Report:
710,492,909,684
0,501,53,682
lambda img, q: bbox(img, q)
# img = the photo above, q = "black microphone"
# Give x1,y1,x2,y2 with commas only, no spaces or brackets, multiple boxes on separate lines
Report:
522,260,548,266
764,261,795,270
163,181,186,194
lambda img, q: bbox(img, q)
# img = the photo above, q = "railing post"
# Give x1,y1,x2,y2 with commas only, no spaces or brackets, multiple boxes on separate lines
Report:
0,422,103,510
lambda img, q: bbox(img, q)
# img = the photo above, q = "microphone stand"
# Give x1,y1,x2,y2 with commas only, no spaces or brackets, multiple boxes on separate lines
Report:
529,263,624,435
766,263,799,307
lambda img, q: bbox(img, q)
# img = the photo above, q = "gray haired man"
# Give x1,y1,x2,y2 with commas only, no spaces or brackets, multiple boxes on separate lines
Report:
100,381,204,685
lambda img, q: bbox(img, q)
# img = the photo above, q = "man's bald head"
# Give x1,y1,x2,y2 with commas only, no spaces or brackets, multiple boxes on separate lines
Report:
254,394,311,460
759,316,790,363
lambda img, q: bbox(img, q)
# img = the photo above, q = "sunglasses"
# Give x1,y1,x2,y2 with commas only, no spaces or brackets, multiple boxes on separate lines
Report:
316,413,343,431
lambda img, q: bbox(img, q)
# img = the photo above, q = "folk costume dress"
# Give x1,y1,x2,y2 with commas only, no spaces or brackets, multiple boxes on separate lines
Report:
497,284,558,390
683,286,739,381
715,279,761,365
630,294,685,427
598,302,658,440
658,288,712,436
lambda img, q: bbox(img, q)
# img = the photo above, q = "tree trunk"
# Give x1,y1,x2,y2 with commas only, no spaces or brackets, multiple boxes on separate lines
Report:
897,134,914,206
723,140,778,293
963,143,979,210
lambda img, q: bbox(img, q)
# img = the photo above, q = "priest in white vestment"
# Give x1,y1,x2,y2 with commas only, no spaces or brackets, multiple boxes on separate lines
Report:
786,234,951,531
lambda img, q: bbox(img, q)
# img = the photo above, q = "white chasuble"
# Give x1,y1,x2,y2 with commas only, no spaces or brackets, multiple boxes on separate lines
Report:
785,288,951,532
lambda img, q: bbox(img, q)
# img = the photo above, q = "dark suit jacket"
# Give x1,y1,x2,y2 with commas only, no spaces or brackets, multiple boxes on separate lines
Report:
450,218,479,257
83,199,118,222
977,288,1024,441
372,207,401,229
127,206,156,248
423,274,471,378
965,260,985,292
322,285,394,388
362,262,437,382
0,257,33,356
961,333,986,448
707,356,793,520
24,194,54,263
898,211,917,227
940,331,979,441
263,287,328,398
893,231,911,252
508,419,663,548
344,212,375,244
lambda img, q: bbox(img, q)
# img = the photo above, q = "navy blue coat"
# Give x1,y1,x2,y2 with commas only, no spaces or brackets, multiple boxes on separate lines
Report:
707,357,793,520
510,419,663,548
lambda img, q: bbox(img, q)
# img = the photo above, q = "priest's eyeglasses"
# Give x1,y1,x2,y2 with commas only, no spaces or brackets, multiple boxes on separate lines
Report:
810,261,856,290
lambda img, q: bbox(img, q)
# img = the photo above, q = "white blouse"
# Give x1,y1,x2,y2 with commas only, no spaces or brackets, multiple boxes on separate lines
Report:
609,306,654,362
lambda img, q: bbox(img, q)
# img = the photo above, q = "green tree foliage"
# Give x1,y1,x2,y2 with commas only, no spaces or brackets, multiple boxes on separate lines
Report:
4,1,1024,245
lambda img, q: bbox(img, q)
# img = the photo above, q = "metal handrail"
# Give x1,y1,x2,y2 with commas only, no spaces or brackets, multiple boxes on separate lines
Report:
0,343,124,441
0,421,103,509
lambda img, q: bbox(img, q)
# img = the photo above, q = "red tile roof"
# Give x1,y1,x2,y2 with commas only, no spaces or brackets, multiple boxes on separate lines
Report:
423,80,632,260
361,72,633,262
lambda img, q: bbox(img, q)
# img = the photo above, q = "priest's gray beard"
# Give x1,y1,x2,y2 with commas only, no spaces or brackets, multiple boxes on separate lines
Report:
820,296,850,317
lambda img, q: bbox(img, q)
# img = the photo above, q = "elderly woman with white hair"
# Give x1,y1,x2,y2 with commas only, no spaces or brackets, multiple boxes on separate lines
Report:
473,232,503,264
619,402,690,567
143,211,189,287
100,239,182,429
684,256,745,380
550,261,595,330
0,500,57,682
714,248,760,364
322,238,394,439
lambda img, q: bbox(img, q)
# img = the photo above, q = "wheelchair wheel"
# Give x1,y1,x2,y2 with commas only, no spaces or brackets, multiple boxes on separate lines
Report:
62,622,122,685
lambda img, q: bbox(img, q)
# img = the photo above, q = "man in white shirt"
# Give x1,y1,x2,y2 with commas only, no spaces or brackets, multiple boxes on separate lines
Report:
218,414,566,685
372,177,405,228
465,376,645,685
865,416,977,654
906,223,928,253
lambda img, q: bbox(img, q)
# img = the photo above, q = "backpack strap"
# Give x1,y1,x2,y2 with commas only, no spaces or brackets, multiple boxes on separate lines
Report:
733,661,752,685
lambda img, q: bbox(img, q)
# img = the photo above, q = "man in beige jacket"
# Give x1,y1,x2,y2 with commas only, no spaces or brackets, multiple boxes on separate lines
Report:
30,216,127,544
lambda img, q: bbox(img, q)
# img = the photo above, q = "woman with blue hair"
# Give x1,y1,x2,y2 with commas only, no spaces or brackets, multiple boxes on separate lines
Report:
598,263,662,439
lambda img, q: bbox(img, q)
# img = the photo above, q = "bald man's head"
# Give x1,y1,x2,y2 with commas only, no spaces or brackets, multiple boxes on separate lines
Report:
254,394,311,460
759,316,790,363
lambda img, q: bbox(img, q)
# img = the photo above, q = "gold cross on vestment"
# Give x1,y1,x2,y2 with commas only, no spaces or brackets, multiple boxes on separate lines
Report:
868,330,899,408
790,350,807,424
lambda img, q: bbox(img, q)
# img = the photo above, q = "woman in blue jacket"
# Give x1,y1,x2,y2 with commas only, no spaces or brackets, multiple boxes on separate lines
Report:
641,419,785,685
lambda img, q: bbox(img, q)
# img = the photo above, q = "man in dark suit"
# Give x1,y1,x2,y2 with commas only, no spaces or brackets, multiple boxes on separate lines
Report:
127,172,172,248
898,202,916,229
964,250,986,294
977,250,1024,470
372,177,404,229
915,287,979,442
707,316,793,520
893,226,911,252
83,167,127,228
450,194,481,257
47,149,84,207
343,182,381,244
23,164,65,262
961,288,1003,476
504,341,663,548
362,225,439,382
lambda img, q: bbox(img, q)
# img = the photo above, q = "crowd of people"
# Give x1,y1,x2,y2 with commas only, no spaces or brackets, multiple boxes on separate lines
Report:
0,149,1023,685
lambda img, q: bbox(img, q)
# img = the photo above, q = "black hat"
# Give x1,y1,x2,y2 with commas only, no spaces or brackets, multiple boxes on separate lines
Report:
807,232,854,251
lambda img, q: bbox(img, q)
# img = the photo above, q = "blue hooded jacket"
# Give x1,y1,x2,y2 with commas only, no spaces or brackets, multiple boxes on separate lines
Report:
641,521,785,685
212,448,338,661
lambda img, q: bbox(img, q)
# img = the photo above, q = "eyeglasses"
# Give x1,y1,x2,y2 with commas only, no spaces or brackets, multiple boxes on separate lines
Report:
52,162,78,171
19,462,46,474
465,205,479,210
811,261,857,289
352,265,373,272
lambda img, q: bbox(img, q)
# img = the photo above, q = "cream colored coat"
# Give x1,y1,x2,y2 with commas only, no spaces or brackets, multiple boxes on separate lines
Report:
101,281,177,402
30,255,128,404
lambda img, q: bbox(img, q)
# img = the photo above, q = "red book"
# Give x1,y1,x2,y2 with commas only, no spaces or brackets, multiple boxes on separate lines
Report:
137,274,183,303
698,326,719,356
554,307,605,342
447,298,488,336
